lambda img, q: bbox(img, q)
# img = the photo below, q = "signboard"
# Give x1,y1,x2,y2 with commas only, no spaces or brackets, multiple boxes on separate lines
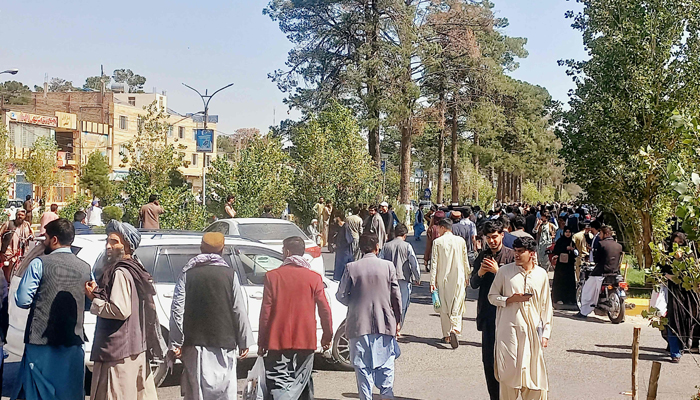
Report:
381,160,387,173
195,129,214,153
55,112,77,130
8,111,58,127
424,188,432,200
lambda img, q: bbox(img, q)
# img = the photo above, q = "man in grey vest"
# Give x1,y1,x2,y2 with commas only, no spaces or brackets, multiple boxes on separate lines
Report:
85,220,162,400
381,223,420,327
13,218,92,400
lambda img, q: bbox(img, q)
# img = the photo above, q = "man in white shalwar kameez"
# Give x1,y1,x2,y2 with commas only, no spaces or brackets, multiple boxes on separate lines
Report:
430,219,470,348
488,236,553,400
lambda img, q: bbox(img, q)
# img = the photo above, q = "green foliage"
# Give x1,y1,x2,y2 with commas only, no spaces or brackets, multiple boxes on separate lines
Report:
0,122,11,199
48,77,78,92
119,101,208,229
101,205,123,224
83,75,110,91
112,69,146,92
58,193,91,220
80,152,113,200
285,102,381,225
0,81,31,105
207,135,293,219
558,0,700,268
20,136,59,205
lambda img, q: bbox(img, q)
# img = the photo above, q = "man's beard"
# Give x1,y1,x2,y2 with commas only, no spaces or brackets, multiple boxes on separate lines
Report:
104,247,126,267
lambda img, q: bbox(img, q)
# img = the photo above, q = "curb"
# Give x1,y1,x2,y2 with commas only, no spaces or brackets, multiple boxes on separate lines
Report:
625,298,650,317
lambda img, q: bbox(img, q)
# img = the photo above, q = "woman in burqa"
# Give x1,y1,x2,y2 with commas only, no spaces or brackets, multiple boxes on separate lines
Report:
662,232,700,362
551,227,578,305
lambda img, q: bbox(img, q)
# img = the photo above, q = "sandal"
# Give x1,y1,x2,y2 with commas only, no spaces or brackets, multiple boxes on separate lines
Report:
449,332,459,349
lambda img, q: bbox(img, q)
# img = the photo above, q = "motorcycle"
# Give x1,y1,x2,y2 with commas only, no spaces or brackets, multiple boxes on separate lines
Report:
576,262,628,324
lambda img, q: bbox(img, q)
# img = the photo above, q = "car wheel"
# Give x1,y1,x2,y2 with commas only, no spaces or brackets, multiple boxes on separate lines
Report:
331,320,353,371
151,360,169,387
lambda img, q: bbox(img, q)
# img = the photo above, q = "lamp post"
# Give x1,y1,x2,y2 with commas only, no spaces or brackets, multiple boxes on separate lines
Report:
0,69,19,75
182,82,233,203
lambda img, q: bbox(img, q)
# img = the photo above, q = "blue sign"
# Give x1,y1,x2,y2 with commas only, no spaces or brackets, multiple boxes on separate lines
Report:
195,129,214,153
381,161,387,173
424,188,432,200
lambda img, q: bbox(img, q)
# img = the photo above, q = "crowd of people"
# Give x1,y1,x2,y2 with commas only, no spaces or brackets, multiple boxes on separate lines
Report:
0,193,696,400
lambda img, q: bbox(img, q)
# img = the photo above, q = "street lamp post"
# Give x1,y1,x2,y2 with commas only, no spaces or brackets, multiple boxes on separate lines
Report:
0,69,19,76
182,82,233,203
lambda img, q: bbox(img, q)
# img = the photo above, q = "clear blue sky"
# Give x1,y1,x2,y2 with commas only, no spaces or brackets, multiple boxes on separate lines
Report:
2,0,586,135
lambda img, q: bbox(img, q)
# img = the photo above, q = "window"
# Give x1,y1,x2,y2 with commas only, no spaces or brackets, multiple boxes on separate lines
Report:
193,129,197,141
137,116,143,130
236,223,308,241
191,153,198,167
235,248,284,285
119,144,128,157
204,221,229,235
205,155,211,167
178,126,185,139
168,126,173,137
119,116,128,130
153,246,234,284
128,97,136,106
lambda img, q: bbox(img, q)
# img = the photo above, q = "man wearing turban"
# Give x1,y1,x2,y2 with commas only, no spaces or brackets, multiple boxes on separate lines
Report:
85,220,164,400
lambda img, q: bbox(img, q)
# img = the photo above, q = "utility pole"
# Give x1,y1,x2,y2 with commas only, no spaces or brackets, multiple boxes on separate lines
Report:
182,82,233,203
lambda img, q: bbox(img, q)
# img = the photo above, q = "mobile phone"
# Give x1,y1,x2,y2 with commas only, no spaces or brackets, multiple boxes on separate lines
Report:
523,293,533,298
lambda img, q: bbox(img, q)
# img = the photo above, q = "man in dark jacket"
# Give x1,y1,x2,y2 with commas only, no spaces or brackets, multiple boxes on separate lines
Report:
470,220,515,400
73,210,93,235
258,236,333,399
337,233,402,400
576,225,622,318
14,218,91,400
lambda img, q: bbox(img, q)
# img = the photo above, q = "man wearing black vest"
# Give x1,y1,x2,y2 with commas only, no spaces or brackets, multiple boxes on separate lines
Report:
14,218,91,400
470,220,515,400
170,232,253,400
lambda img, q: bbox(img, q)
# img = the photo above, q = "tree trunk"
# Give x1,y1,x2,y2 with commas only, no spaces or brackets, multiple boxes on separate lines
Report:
366,0,381,168
496,169,503,201
450,104,459,204
640,208,653,269
399,121,411,204
436,94,446,204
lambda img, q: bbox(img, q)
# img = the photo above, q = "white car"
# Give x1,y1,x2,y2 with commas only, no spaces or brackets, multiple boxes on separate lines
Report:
6,233,351,387
204,218,325,277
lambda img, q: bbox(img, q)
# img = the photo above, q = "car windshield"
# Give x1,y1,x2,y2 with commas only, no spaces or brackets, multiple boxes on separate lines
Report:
237,223,308,241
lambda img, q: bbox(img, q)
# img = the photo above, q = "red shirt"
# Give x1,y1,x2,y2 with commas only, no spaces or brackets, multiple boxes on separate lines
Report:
258,265,333,351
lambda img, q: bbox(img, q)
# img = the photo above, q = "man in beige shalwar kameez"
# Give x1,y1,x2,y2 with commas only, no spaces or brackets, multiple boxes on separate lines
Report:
430,219,470,349
488,236,553,400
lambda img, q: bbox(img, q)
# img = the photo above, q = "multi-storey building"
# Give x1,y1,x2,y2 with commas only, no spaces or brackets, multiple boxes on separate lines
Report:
2,90,217,203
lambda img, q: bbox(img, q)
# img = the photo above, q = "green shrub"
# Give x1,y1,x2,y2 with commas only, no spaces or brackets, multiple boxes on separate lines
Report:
59,194,91,220
102,205,123,224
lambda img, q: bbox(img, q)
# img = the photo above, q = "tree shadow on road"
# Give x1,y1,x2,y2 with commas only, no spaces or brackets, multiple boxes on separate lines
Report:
567,348,666,362
553,310,609,324
326,393,425,400
399,333,480,350
594,344,667,354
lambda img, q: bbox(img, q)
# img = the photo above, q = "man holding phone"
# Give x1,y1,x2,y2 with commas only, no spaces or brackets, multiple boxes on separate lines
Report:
470,220,515,400
488,236,553,400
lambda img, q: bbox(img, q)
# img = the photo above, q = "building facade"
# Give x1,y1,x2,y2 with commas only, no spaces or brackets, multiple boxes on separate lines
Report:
2,91,217,203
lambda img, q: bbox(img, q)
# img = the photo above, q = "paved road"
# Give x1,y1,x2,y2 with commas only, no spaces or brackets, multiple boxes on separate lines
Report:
5,235,698,399
151,235,700,400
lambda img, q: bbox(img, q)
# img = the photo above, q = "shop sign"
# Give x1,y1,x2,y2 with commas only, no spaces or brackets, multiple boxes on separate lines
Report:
8,111,58,127
55,112,77,130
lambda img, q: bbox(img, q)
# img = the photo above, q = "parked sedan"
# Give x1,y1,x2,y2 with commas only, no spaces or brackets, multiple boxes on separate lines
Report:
6,233,351,388
204,218,325,277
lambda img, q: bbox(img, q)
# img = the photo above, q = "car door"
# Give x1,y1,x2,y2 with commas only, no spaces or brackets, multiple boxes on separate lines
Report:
231,246,285,338
152,246,200,325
